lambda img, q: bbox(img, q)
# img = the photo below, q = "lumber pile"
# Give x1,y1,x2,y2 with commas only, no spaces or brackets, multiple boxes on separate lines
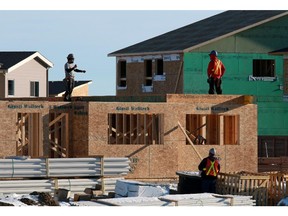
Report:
159,193,256,206
114,179,170,198
94,193,255,206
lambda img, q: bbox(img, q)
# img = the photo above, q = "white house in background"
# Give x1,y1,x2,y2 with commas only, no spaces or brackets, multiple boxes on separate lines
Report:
0,51,53,98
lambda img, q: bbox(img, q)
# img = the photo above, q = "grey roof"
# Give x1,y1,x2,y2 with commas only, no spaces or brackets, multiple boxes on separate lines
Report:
0,51,37,69
108,10,288,56
269,47,288,54
49,80,92,95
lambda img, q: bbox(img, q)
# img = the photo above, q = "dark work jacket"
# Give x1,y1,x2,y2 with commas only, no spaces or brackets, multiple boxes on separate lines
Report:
198,156,220,180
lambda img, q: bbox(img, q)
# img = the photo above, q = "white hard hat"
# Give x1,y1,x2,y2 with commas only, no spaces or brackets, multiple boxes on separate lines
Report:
209,148,216,155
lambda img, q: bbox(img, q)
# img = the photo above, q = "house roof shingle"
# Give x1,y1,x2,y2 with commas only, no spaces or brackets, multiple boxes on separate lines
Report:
0,51,53,71
0,51,36,69
108,10,288,56
49,80,92,96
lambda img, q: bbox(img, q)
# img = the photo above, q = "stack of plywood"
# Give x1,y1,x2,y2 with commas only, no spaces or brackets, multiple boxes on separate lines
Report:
94,193,255,206
159,193,256,206
114,179,169,198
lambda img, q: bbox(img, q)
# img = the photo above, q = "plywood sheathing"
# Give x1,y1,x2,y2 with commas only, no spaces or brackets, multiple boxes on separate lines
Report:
0,94,257,180
117,56,183,96
87,94,257,179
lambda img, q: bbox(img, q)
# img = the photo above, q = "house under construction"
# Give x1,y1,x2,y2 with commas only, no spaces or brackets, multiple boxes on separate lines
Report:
0,94,257,180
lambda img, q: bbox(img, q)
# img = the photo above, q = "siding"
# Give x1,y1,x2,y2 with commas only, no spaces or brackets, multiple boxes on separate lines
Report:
0,73,5,98
6,58,47,97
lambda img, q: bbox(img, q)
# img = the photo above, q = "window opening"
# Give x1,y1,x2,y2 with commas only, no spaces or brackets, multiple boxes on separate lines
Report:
8,80,15,96
253,59,275,77
108,113,163,145
186,114,239,145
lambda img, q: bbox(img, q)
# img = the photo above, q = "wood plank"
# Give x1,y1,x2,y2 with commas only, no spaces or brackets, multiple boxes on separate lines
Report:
178,121,202,160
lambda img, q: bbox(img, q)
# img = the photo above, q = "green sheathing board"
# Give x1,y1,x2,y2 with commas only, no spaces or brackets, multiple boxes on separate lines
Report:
184,52,288,136
191,15,288,53
183,15,288,136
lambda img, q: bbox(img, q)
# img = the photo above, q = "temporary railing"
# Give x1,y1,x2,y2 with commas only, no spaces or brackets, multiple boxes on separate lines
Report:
216,171,270,206
0,157,131,178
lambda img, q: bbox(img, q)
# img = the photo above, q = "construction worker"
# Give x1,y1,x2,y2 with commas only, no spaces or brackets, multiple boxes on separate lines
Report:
207,50,225,94
198,148,220,193
63,53,86,101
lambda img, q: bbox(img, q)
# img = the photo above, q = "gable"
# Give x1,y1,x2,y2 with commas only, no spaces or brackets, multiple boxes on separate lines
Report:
0,51,53,73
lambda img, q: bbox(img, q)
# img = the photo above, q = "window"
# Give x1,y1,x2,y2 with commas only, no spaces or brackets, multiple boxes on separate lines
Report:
30,81,39,97
118,60,127,87
108,113,164,145
145,60,153,86
156,59,163,75
253,59,275,77
186,114,239,145
258,136,288,157
8,80,15,96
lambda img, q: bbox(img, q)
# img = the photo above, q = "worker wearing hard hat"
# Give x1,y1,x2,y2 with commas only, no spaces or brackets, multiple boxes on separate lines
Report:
63,53,86,101
198,148,220,193
207,50,226,94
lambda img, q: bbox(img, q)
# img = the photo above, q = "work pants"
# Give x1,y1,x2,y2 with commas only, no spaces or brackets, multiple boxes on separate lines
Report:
201,178,217,193
208,78,222,94
63,77,75,101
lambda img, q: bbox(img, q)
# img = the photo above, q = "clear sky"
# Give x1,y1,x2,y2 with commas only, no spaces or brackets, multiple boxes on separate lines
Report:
0,0,287,97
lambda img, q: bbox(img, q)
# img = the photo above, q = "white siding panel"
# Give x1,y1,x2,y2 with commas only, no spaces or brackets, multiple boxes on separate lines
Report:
6,59,47,97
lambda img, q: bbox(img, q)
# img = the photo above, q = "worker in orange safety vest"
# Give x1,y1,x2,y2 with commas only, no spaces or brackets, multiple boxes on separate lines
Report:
207,50,226,94
198,148,220,193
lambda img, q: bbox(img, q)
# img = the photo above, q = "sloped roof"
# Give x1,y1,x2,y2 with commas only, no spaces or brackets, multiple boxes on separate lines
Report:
0,51,53,72
108,10,288,57
269,47,288,55
49,80,92,96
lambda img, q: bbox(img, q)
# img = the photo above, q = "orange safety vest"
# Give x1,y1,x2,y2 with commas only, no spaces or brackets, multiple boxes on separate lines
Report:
203,158,219,177
208,58,225,79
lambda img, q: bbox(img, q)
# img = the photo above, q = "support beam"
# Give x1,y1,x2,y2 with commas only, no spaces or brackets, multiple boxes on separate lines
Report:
178,121,203,160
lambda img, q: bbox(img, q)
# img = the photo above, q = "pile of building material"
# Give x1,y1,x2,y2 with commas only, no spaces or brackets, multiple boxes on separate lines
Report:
95,196,175,206
0,177,123,196
114,179,170,198
0,157,130,178
158,193,256,206
0,156,131,197
94,193,255,206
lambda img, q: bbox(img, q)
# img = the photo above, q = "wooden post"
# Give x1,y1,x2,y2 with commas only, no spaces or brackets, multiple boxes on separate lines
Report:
174,61,183,93
178,121,203,160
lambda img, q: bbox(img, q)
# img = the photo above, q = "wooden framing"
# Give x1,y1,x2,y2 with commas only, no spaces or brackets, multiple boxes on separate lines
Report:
16,113,42,157
48,112,69,158
185,114,240,145
108,113,163,145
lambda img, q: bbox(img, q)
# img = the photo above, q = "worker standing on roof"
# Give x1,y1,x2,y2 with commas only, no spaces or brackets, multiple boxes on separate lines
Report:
63,53,86,101
198,148,220,193
207,50,225,94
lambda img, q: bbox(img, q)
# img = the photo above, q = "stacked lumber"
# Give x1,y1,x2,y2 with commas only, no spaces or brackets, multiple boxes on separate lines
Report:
95,197,175,206
114,179,170,198
159,193,256,206
0,177,124,197
0,157,130,178
94,193,255,206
